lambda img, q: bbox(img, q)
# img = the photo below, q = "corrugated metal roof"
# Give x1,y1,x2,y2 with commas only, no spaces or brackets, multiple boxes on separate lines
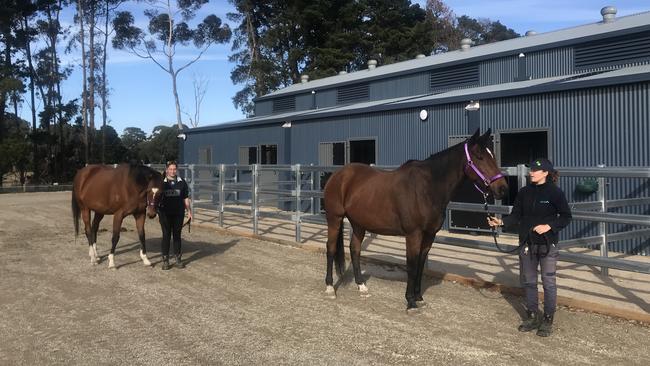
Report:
189,65,650,134
257,11,650,100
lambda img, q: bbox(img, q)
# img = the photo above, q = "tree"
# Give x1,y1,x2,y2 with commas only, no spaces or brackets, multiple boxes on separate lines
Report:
456,15,519,46
112,0,232,130
228,0,438,114
137,124,184,163
96,0,126,163
121,126,146,161
0,114,31,186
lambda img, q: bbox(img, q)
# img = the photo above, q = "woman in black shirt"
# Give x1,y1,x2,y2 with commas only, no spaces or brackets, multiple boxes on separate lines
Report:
158,161,192,270
488,158,571,337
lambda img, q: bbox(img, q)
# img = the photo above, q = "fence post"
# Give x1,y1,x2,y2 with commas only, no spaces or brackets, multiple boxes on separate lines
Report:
517,164,527,189
234,164,239,203
294,164,302,243
189,164,195,215
597,165,609,276
219,164,225,227
309,164,315,215
252,164,259,235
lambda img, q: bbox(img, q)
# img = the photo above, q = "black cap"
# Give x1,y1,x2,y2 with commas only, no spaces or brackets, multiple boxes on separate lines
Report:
528,158,555,172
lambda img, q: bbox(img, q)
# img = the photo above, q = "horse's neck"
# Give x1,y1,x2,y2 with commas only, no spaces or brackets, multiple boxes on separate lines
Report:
423,145,467,206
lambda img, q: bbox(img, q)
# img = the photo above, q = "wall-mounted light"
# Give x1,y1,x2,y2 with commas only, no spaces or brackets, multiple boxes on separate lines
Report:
419,109,428,121
177,133,187,141
464,101,480,111
282,121,292,128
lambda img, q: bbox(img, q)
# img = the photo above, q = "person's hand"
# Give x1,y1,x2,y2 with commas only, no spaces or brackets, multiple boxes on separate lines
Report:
187,210,193,220
533,224,551,234
486,216,502,227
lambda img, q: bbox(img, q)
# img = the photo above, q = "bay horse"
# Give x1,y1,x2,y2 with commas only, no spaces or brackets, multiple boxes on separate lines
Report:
72,163,164,269
323,129,508,310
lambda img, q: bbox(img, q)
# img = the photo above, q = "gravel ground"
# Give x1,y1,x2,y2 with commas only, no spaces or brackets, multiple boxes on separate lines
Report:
0,191,648,366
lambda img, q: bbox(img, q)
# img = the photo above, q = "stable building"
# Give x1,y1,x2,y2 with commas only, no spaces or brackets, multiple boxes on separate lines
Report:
182,6,650,254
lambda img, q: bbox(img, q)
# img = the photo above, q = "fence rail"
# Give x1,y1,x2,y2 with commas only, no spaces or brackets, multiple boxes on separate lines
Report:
175,164,650,275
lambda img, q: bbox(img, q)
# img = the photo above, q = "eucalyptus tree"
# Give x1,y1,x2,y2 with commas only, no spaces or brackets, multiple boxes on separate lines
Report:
112,0,231,130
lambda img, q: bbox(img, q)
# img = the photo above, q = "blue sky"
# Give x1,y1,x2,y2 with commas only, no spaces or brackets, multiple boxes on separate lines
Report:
20,1,650,136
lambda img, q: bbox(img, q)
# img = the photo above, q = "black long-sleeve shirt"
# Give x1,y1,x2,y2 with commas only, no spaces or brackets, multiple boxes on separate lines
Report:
502,181,572,244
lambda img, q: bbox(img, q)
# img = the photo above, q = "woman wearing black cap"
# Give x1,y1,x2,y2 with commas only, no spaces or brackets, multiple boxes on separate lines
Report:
487,158,571,337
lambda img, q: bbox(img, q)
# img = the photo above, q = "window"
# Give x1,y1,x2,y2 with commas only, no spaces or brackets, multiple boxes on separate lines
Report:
574,31,650,70
430,63,479,92
198,146,212,164
260,144,277,164
337,83,370,104
239,146,257,164
272,96,296,112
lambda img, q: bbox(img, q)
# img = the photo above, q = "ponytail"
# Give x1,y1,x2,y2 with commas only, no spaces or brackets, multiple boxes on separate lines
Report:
549,171,559,184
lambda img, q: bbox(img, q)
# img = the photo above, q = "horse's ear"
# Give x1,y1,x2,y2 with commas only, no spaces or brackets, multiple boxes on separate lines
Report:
479,128,492,146
469,128,480,143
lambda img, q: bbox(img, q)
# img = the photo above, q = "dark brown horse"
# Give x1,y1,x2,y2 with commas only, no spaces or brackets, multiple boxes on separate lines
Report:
323,129,508,310
72,164,164,269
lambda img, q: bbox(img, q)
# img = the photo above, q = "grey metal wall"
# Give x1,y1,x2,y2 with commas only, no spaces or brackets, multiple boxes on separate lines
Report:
254,100,272,116
289,104,467,165
184,124,287,165
481,82,650,253
370,72,430,100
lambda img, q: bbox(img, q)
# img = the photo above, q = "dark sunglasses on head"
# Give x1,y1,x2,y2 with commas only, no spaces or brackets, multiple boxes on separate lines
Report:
166,160,177,167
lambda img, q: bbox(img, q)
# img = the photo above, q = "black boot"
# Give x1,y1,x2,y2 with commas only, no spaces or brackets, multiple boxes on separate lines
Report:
161,256,171,270
518,311,541,332
174,255,185,269
536,313,554,337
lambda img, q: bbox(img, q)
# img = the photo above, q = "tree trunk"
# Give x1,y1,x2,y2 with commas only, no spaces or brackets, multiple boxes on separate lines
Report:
88,2,96,161
100,0,110,163
77,0,89,164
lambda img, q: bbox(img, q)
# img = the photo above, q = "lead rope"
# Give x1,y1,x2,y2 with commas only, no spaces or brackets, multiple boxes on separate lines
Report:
482,193,519,254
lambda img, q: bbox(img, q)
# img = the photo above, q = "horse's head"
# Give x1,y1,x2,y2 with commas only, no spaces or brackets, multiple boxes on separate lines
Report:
145,169,164,218
463,128,508,199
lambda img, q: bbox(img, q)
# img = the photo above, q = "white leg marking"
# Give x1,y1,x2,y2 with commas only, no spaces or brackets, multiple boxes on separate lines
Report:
325,285,336,299
89,246,96,265
140,250,152,266
92,244,99,263
108,254,115,269
358,283,371,297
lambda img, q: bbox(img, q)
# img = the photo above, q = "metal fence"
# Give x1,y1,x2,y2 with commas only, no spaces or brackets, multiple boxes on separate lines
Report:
0,184,73,194
169,163,650,276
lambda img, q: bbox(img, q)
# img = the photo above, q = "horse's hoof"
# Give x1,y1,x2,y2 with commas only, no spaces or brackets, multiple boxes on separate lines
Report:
416,300,428,308
357,283,371,298
325,286,336,299
406,307,420,314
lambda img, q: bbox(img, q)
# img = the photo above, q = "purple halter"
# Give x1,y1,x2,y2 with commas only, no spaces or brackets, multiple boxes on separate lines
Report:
464,143,504,196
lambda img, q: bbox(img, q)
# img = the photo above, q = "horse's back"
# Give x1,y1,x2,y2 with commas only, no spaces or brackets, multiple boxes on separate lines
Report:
73,164,131,212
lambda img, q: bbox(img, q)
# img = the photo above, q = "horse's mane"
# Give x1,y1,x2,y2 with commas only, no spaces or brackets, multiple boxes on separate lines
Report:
400,141,465,169
128,164,160,188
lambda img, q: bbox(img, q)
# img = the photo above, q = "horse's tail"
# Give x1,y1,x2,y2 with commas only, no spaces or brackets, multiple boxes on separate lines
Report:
335,220,345,276
71,186,80,237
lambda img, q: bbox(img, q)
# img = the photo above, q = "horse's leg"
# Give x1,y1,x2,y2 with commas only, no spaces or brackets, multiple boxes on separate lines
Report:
324,215,343,299
107,213,124,269
90,213,104,263
415,232,436,304
350,224,369,297
81,208,96,264
405,232,423,311
134,213,152,266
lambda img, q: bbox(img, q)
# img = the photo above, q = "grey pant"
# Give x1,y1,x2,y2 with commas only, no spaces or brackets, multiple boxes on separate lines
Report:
519,243,559,315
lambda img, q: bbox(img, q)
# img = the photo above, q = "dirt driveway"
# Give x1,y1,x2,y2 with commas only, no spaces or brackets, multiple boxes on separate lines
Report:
0,191,648,365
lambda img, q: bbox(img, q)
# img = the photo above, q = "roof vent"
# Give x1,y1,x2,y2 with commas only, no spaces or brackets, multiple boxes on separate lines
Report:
460,38,472,51
338,70,347,75
525,30,537,36
300,74,309,83
367,59,377,70
415,54,426,59
601,6,617,23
